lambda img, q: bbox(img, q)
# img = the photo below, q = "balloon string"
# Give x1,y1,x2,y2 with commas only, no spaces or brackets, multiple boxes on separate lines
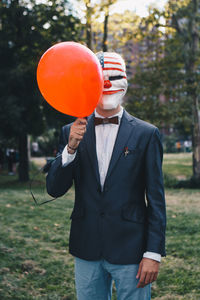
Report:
29,154,62,206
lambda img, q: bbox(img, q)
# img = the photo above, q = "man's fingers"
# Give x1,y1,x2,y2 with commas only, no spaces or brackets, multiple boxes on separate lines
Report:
73,130,86,137
75,118,87,125
72,124,87,133
71,133,83,141
73,123,87,129
137,280,146,288
137,270,158,288
136,261,142,279
149,272,155,283
145,272,152,285
153,271,158,282
137,270,146,288
136,260,144,288
69,119,87,147
136,258,160,288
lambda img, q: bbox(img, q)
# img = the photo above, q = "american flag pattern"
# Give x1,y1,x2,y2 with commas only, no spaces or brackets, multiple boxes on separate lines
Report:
103,53,127,79
99,52,128,95
96,52,128,108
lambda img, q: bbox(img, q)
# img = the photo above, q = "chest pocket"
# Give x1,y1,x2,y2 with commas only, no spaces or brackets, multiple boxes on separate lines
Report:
120,147,141,160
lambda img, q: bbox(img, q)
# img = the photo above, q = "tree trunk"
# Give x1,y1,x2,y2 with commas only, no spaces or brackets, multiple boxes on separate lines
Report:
18,133,29,182
103,8,109,52
192,97,200,180
190,0,200,180
85,0,92,50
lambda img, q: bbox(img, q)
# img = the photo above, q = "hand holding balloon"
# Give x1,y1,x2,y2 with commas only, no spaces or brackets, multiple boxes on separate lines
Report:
67,118,88,154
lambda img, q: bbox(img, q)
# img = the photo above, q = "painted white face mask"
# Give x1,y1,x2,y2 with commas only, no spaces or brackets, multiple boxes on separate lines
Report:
96,52,128,110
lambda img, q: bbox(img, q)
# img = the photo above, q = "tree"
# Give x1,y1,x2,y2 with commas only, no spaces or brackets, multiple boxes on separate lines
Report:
157,0,200,180
0,0,80,181
99,0,118,51
126,0,200,181
83,0,93,49
125,8,173,129
80,0,119,51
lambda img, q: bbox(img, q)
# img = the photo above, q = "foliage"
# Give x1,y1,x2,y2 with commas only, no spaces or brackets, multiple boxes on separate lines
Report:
163,172,179,188
163,134,177,153
35,129,60,157
0,0,80,137
0,0,80,180
78,0,119,50
124,7,191,133
124,0,200,179
175,176,200,188
163,173,200,188
164,0,200,180
125,1,200,134
92,10,140,53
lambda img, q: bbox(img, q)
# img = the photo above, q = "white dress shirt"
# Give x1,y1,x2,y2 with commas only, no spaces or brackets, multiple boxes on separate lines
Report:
62,107,161,262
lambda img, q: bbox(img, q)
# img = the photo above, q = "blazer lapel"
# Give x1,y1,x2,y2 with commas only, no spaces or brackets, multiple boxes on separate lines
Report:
84,114,100,184
105,110,136,183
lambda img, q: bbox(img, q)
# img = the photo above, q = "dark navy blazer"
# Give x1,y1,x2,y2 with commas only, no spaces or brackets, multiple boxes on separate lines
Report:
46,110,166,264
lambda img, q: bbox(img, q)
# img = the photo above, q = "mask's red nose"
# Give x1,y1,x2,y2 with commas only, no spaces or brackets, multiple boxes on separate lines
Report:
104,80,112,89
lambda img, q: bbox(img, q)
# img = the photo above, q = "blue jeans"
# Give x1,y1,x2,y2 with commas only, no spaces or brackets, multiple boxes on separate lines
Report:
74,257,151,300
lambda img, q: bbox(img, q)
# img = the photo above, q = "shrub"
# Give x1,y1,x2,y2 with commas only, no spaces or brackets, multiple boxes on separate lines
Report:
164,173,200,189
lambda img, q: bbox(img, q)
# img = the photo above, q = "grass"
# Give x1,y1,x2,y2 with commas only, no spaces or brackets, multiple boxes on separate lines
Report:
163,153,193,180
0,186,76,299
152,189,200,300
0,154,200,299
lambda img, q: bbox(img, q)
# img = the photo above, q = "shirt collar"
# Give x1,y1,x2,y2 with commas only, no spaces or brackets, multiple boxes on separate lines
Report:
94,106,124,120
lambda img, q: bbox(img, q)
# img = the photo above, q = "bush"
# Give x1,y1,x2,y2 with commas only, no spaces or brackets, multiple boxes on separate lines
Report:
175,176,200,189
32,129,59,157
163,173,178,188
163,134,177,153
164,173,200,189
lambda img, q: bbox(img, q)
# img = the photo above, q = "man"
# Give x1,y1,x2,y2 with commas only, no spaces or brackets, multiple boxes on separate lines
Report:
46,52,166,300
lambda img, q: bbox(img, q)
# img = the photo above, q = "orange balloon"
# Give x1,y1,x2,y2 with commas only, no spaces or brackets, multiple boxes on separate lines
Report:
37,42,103,117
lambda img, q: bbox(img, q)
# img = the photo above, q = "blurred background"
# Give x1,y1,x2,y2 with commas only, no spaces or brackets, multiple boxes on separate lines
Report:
0,1,200,299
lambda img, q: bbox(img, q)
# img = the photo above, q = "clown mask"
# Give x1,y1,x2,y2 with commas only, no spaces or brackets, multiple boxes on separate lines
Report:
96,52,128,110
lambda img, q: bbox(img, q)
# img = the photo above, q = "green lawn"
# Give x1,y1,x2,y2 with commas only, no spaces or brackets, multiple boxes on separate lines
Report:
163,153,193,180
0,154,200,299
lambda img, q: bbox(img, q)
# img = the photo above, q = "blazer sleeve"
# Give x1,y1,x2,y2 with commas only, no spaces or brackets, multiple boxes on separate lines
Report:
145,127,166,256
46,125,75,198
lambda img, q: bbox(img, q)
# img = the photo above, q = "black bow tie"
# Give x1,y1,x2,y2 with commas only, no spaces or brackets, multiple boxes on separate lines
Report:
94,116,119,126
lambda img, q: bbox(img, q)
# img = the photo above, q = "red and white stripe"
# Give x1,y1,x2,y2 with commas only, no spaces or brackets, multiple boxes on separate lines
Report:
103,55,126,78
